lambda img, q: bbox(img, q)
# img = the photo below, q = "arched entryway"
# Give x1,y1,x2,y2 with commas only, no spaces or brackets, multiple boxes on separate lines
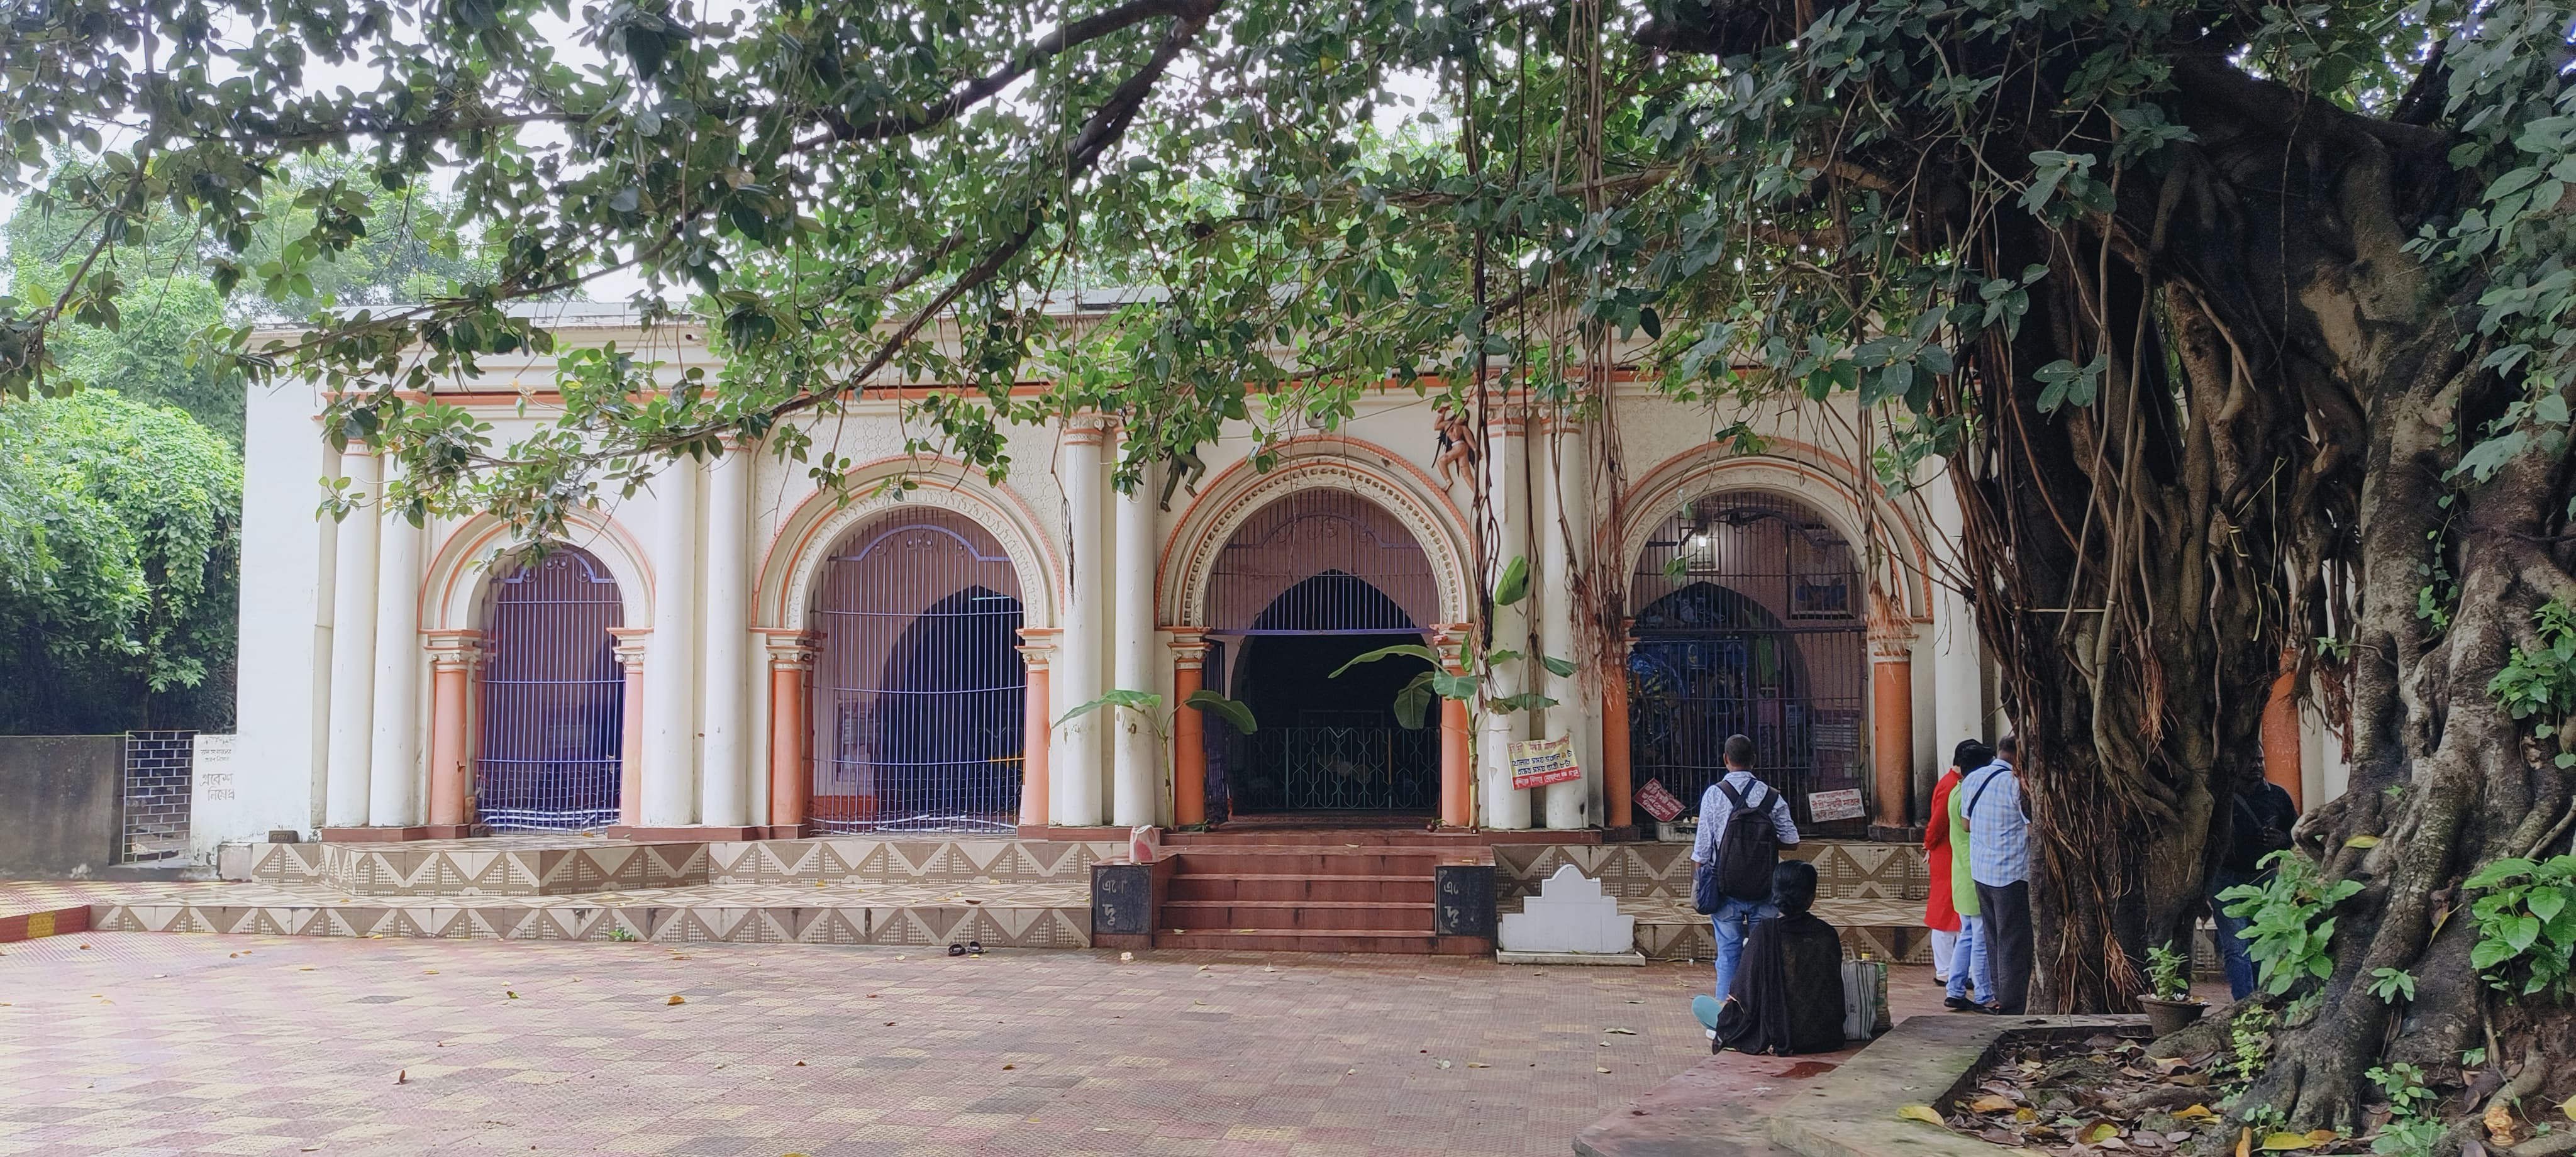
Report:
475,546,625,831
1626,491,1867,831
809,509,1026,833
1202,490,1440,819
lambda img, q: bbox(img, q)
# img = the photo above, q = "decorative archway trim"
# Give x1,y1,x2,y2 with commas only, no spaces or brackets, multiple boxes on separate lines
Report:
1619,440,1936,620
1159,436,1474,630
756,455,1061,631
424,509,653,632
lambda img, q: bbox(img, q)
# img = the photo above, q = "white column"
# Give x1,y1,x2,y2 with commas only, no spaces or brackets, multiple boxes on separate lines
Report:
323,449,382,828
1054,417,1111,826
643,455,701,827
699,444,752,828
1482,406,1533,830
1111,447,1160,828
367,459,425,828
1923,460,1984,749
1537,412,1592,829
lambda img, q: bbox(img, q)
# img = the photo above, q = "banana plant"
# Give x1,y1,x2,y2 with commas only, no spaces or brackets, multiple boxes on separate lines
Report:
1330,554,1575,729
1057,687,1257,738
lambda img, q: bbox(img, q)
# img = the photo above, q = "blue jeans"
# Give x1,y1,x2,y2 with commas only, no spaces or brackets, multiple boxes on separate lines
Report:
1946,915,1992,1002
2210,868,2262,1000
1710,897,1777,1000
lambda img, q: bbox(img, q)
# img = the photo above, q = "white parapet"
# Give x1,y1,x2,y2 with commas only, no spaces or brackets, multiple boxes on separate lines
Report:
1497,863,1638,955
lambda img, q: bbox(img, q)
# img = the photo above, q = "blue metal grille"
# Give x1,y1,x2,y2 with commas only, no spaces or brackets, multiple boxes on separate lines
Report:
476,548,625,831
810,510,1025,833
1204,489,1439,816
1626,492,1866,829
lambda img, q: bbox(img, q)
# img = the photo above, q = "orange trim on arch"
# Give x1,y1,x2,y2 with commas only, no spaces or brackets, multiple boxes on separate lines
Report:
1153,433,1474,623
752,452,1064,630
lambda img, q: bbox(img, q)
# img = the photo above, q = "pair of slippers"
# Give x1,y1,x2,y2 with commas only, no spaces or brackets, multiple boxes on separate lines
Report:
945,941,985,957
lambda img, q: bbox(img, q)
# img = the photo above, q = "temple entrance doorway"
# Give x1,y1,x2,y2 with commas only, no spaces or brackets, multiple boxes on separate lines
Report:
1200,490,1441,821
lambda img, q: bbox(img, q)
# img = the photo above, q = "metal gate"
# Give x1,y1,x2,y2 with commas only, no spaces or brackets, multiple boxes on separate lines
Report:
121,730,193,863
810,510,1025,833
476,547,625,831
1204,489,1440,814
1626,492,1867,829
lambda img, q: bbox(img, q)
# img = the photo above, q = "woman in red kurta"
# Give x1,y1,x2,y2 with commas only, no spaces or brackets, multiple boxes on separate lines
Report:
1921,745,1973,983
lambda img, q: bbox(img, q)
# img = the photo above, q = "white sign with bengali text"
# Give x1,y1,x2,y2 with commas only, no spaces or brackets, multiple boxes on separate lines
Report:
1807,788,1865,822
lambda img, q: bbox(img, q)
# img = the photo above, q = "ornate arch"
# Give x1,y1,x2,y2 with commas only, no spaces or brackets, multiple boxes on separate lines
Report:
757,456,1060,631
1161,440,1474,630
425,509,653,631
1619,442,1936,619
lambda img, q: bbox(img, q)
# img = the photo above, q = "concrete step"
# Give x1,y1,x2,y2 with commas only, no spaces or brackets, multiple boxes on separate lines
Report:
1162,849,1454,876
1160,899,1435,933
1165,873,1435,904
1152,927,1491,955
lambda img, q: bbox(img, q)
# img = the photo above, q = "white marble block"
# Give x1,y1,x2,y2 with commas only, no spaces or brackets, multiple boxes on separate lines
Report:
1499,864,1636,954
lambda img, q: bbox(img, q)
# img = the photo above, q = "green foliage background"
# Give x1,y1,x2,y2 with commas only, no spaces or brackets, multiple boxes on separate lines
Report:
0,390,241,733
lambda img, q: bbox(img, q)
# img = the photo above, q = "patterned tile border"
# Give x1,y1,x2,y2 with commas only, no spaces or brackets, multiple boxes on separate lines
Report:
245,836,1127,897
80,878,1094,948
1493,839,1930,905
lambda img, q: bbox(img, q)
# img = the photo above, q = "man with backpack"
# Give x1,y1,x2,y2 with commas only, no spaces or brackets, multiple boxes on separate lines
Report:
1690,734,1801,1004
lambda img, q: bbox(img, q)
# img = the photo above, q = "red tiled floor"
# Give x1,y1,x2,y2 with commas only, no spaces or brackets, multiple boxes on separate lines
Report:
0,933,1913,1156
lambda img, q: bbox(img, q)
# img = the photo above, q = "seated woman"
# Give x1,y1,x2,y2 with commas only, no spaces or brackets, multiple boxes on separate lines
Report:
1692,860,1847,1055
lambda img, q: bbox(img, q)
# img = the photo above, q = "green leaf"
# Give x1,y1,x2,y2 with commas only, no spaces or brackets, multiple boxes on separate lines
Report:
1057,689,1160,727
1493,555,1530,607
1431,670,1480,700
1330,644,1438,678
1183,689,1256,734
1391,671,1436,730
1540,655,1578,678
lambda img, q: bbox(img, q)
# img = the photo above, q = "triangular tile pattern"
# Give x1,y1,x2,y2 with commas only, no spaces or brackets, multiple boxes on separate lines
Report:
1492,840,1929,906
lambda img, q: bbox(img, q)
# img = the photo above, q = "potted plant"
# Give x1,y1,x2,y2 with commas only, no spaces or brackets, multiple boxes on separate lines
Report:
2139,944,2207,1035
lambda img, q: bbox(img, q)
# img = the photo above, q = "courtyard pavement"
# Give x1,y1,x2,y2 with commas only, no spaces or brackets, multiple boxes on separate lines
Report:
0,933,1928,1156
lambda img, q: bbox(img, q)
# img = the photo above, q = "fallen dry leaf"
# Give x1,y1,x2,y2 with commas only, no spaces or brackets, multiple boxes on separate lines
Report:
395,1070,406,1085
2236,1127,2253,1157
1970,1095,2018,1114
2562,1093,2576,1122
2083,1122,2123,1144
1596,1067,1613,1074
2259,1131,2319,1150
1898,1105,1948,1127
2174,1105,2214,1121
665,995,686,1005
1001,1064,1014,1070
2345,835,2381,848
1466,1062,1491,1068
1602,1027,1638,1035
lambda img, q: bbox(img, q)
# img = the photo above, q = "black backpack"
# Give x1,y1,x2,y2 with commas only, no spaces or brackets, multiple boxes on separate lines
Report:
1713,780,1783,902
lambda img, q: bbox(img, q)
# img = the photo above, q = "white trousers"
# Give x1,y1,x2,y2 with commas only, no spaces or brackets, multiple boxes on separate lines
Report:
1929,927,1960,982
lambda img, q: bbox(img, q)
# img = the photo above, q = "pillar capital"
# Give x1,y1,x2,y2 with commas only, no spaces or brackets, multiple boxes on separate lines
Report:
1016,626,1062,670
1162,626,1209,668
759,628,820,670
1063,414,1114,448
423,629,488,671
608,625,652,668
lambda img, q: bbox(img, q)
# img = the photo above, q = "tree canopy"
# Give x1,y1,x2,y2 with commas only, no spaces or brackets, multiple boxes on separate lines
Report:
3,0,2572,1136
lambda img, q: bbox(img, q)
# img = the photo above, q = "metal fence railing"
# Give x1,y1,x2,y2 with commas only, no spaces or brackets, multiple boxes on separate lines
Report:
476,547,625,831
1627,490,1868,830
811,511,1026,834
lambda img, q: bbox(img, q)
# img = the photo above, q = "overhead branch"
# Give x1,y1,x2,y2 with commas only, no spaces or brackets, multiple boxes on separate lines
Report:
802,0,1219,149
